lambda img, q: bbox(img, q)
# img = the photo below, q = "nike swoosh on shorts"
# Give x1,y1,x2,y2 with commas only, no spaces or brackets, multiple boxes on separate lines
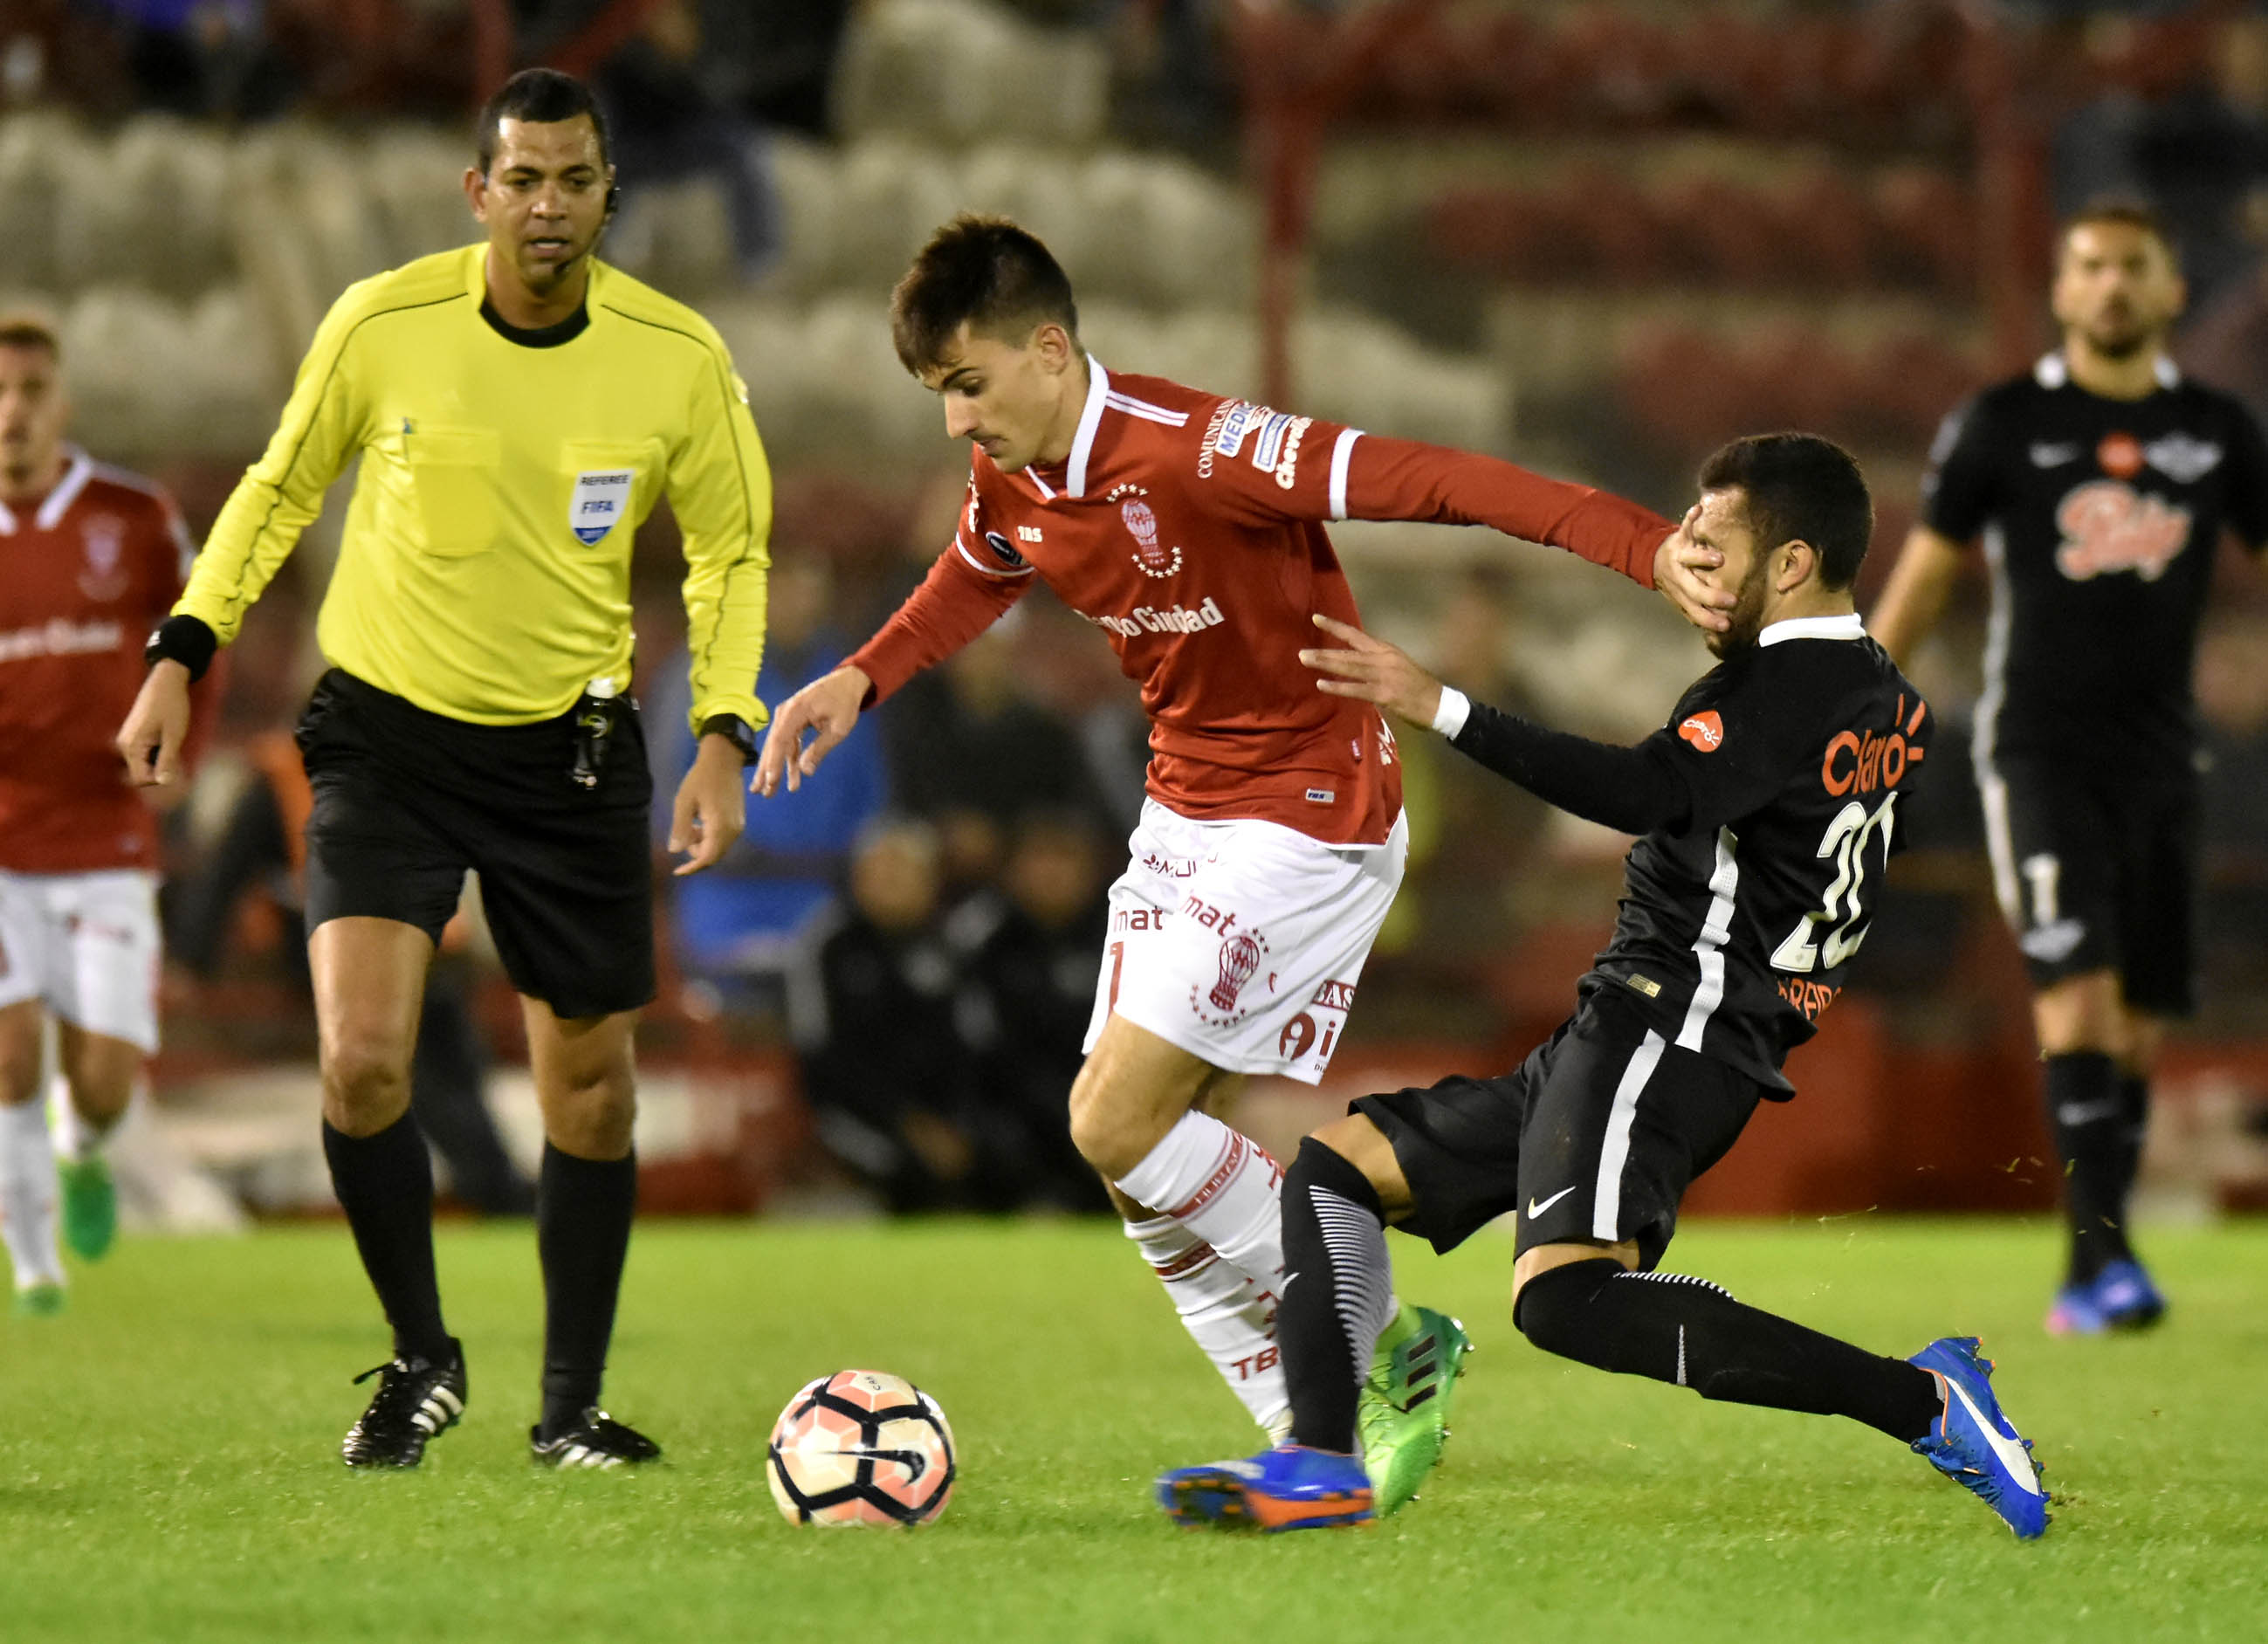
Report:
1526,1186,1577,1219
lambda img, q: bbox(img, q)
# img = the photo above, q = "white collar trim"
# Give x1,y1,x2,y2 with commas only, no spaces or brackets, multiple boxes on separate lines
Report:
0,449,92,535
1758,612,1866,647
2035,351,2179,390
1064,356,1110,499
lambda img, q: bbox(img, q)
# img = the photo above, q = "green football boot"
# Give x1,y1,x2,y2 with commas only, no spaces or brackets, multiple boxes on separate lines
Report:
1359,1304,1472,1516
58,1154,117,1261
12,1282,65,1317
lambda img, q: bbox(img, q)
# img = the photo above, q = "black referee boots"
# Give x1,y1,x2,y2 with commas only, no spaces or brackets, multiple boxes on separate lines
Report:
341,1338,468,1468
529,1408,663,1470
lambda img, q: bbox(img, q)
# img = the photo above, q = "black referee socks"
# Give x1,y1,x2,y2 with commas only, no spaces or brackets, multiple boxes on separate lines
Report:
322,1114,451,1364
1279,1137,1398,1455
1515,1258,1942,1444
537,1143,638,1441
2045,1051,2137,1285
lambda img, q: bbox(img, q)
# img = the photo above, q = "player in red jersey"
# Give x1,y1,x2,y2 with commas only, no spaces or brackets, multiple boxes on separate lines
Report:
757,219,1732,1482
0,315,203,1313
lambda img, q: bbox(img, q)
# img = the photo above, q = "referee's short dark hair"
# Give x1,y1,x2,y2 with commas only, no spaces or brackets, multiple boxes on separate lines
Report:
475,68,610,174
1699,432,1874,591
891,215,1080,374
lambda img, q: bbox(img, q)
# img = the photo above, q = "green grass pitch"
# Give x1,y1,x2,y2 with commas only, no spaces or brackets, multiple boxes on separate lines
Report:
4,1216,2265,1642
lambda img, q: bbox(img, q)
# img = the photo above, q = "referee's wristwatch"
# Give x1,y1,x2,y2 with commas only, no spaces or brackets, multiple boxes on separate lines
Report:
699,713,760,765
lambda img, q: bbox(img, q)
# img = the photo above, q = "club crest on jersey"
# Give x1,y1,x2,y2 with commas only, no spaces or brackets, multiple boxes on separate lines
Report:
568,468,635,545
1111,482,1183,576
1678,711,1724,752
2141,432,2223,483
2096,432,2144,480
77,515,128,601
2054,480,2190,581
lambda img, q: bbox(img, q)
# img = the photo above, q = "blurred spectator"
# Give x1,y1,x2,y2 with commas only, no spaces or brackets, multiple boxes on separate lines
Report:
954,811,1112,1214
798,817,1015,1213
2180,235,2268,431
647,557,886,1018
2196,611,2268,1001
520,0,780,280
167,733,534,1214
91,0,296,120
882,624,1112,896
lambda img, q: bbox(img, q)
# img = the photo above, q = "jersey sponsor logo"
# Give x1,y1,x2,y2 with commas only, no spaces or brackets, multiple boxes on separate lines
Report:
78,515,129,602
1820,725,1920,794
2053,480,2191,581
2028,441,2080,468
0,617,124,664
2141,431,2223,483
1305,787,1336,803
568,468,635,545
1087,596,1227,639
982,530,1028,569
1110,482,1184,577
2096,431,2145,480
1309,979,1358,1012
1677,711,1724,752
1269,416,1313,491
1016,525,1042,543
1777,975,1840,1022
1200,399,1269,477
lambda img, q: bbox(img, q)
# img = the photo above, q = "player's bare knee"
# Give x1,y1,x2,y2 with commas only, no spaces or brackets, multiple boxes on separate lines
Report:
2032,972,2122,1055
1066,1080,1150,1180
538,1063,636,1160
0,1004,45,1106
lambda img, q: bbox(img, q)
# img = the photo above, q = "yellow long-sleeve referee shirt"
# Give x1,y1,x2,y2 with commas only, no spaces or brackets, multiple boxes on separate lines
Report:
178,244,770,733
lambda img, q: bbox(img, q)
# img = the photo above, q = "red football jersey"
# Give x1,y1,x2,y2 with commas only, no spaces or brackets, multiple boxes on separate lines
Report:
0,451,196,872
849,364,1673,846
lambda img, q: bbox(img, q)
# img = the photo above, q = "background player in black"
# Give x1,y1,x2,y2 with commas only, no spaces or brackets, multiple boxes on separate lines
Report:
1872,203,2268,1335
1159,435,2049,1540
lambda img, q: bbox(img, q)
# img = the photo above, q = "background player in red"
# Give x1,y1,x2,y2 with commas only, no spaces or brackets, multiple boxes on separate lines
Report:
1872,203,2268,1335
757,217,1735,1500
0,314,205,1314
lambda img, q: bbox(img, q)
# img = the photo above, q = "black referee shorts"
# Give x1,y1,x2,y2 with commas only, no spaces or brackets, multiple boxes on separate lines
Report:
294,669,656,1021
1352,980,1760,1271
1980,749,2200,1015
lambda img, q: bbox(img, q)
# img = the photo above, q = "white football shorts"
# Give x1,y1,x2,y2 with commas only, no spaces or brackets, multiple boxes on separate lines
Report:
0,869,162,1053
1084,800,1408,1084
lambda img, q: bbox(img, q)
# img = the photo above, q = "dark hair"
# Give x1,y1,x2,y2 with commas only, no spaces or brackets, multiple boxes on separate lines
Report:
1697,432,1873,591
474,68,610,175
890,215,1079,374
2058,196,2179,267
0,312,60,360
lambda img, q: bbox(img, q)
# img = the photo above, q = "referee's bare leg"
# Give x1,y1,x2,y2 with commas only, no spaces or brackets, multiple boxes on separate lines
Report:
313,918,455,1372
520,991,641,1444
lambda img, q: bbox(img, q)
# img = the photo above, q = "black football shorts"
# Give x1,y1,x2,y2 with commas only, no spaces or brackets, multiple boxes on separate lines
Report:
295,669,656,1021
1352,980,1761,1271
1978,749,2199,1015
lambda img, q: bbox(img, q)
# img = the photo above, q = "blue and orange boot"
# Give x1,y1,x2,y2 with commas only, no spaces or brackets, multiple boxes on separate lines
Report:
1157,1445,1373,1532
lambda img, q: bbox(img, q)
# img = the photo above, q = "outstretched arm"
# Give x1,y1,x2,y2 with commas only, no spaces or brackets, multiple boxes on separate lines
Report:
1302,615,1689,835
1867,525,1966,671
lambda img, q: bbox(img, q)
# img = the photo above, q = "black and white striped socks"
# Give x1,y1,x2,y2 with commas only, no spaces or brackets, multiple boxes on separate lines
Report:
1278,1137,1396,1455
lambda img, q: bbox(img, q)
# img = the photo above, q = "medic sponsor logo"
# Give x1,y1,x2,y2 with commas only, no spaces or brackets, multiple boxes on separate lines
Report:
1199,399,1268,478
1087,596,1227,639
2053,480,2191,581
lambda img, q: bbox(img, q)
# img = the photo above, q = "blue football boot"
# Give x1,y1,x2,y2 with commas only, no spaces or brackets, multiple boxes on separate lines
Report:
2089,1258,2167,1331
1908,1337,2050,1540
1158,1445,1373,1532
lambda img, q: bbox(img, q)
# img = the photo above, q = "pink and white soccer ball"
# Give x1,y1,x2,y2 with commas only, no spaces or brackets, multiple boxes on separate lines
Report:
766,1370,957,1527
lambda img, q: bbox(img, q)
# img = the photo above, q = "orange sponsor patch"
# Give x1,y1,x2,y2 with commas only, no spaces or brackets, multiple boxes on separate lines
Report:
2098,431,2144,480
1678,711,1724,752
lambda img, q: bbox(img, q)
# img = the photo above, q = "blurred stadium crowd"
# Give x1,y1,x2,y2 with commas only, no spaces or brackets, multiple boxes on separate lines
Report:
3,0,2266,1221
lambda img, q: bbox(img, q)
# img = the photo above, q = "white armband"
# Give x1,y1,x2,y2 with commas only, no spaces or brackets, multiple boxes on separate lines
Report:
1431,685,1471,739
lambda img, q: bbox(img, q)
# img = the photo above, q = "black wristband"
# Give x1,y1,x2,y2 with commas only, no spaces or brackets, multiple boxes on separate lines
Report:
699,712,759,765
144,615,218,683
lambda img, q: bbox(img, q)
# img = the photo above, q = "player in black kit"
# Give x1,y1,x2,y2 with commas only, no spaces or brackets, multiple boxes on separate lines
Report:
1873,202,2268,1336
1157,434,2050,1541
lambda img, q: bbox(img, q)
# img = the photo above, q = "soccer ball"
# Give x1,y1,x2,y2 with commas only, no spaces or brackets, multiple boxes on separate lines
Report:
766,1370,957,1527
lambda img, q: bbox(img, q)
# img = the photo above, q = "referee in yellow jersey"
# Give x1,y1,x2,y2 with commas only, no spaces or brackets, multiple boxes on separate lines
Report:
115,69,770,1470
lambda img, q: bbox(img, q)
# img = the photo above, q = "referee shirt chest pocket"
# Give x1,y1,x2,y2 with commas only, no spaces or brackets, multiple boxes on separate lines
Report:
402,427,503,557
560,440,660,549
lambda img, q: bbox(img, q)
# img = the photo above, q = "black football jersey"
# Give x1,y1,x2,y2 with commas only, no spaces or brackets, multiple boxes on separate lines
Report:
1585,620,1931,1094
1921,354,2268,767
